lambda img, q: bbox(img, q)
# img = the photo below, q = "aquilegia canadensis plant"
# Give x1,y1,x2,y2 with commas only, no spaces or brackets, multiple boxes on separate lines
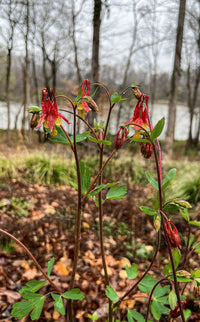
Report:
1,80,200,321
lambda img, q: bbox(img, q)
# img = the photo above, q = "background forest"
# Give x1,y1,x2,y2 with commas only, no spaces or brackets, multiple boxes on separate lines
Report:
0,0,200,152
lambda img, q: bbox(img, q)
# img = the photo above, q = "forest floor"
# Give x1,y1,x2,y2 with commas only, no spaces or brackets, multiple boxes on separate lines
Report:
0,137,200,321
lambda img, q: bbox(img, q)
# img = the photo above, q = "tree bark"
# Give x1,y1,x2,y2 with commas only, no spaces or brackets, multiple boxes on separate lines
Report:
165,0,186,156
88,0,102,126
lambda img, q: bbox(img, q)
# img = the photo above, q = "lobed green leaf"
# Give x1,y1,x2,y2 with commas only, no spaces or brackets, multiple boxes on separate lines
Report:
62,288,84,300
105,286,118,302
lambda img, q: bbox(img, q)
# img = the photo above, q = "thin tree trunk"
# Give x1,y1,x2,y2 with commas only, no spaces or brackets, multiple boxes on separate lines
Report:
72,0,81,84
6,48,12,144
89,0,102,126
165,0,186,156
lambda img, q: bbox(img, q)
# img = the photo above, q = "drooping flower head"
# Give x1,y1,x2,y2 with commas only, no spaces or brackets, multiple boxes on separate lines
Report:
114,127,128,150
125,94,149,134
77,79,98,118
36,88,70,136
165,220,181,248
141,142,153,159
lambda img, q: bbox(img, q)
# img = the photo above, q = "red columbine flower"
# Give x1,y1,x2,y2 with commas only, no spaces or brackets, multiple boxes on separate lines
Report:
124,94,149,137
77,79,98,118
141,142,153,159
170,300,186,318
115,127,128,150
165,220,181,248
36,88,69,136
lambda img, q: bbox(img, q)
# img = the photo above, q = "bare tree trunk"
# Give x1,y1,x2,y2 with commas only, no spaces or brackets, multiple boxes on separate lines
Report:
88,0,102,126
165,0,186,156
21,0,31,141
71,0,82,83
6,47,12,144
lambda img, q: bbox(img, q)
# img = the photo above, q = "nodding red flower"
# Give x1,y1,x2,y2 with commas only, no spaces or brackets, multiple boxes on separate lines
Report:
78,79,90,117
124,94,149,133
115,127,128,150
36,88,69,136
141,142,153,159
165,220,181,248
170,300,186,318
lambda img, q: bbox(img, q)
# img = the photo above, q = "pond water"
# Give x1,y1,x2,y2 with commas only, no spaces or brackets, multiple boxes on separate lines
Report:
0,101,199,140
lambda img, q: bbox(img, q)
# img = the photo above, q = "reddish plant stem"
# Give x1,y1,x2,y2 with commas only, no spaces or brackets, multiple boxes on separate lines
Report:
60,125,74,151
0,229,62,294
153,141,185,322
70,106,82,289
113,231,161,309
145,278,173,322
82,149,117,202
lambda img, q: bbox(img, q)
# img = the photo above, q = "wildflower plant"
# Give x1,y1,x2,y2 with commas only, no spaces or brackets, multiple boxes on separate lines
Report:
1,80,200,321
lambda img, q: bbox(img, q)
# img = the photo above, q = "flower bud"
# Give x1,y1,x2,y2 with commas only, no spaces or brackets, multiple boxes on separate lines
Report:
154,216,161,232
141,142,153,159
30,113,40,129
131,87,142,99
170,300,186,318
165,220,181,248
84,96,99,112
114,127,128,150
97,128,103,141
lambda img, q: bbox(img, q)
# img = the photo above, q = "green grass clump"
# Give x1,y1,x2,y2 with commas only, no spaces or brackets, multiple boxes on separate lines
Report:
179,175,200,204
24,154,76,185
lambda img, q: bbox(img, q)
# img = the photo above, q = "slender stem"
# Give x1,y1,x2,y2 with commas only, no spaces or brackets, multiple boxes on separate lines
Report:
91,82,112,107
70,106,82,289
181,223,191,269
186,241,200,259
59,109,99,142
153,139,185,322
114,231,161,308
82,149,117,202
145,278,173,322
60,125,74,152
0,229,62,294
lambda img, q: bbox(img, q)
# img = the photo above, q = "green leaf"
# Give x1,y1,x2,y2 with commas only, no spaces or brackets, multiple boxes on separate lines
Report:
189,220,200,227
167,249,181,273
127,309,145,322
62,288,85,300
49,128,90,145
47,257,54,277
151,300,169,320
70,181,78,190
111,92,122,103
154,285,170,299
162,168,176,190
130,138,150,143
179,208,190,222
150,117,165,141
183,309,192,320
11,292,45,320
51,293,65,315
75,86,83,101
106,185,127,199
163,203,180,212
191,268,200,278
19,280,47,295
48,126,70,145
125,264,138,279
145,172,158,190
139,206,156,216
79,161,91,195
28,106,41,113
89,182,119,196
169,290,177,310
88,136,112,145
138,275,158,293
88,311,99,321
105,286,118,302
193,242,200,254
